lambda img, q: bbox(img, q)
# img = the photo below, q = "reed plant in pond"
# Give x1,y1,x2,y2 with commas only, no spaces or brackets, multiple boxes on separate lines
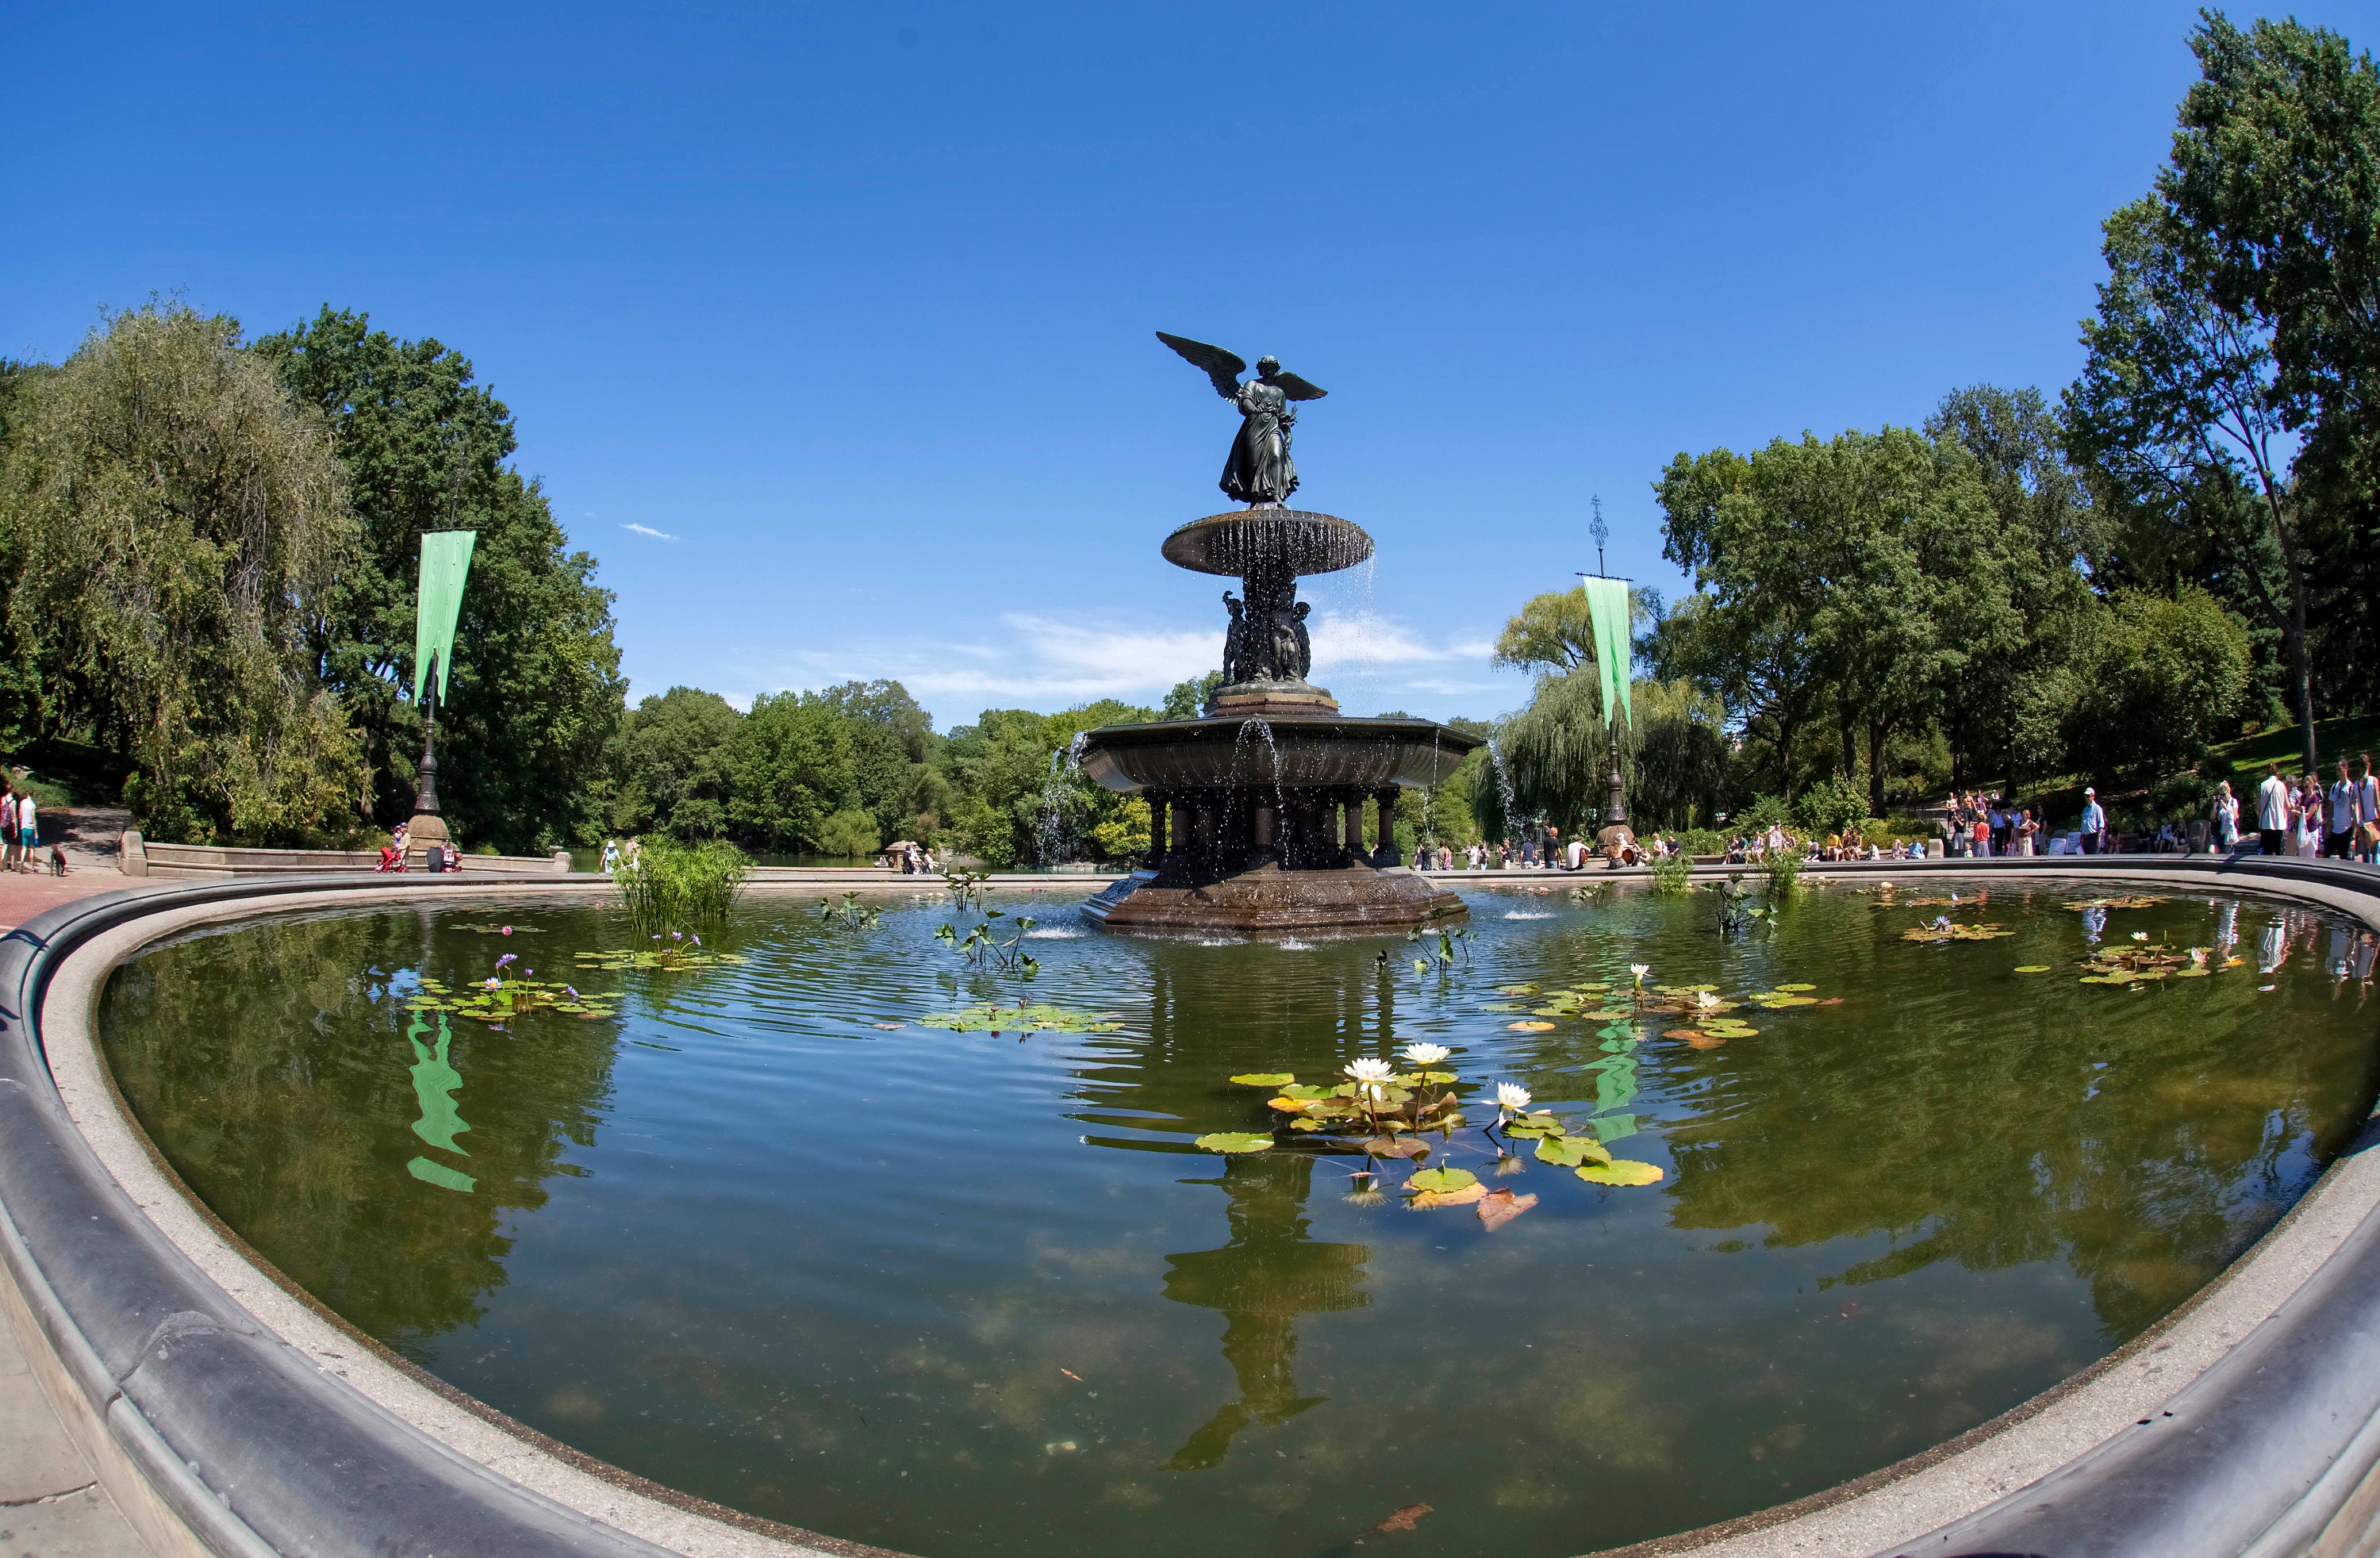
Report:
612,838,750,934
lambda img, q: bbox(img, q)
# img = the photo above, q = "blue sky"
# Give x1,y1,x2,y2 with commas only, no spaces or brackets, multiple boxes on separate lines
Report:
8,2,2374,729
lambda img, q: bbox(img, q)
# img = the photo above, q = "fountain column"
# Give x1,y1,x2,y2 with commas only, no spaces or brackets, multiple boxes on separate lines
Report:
1147,790,1169,867
1372,789,1399,869
1340,791,1362,859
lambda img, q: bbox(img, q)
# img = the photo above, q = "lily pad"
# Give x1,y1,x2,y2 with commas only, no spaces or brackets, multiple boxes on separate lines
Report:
1267,1098,1313,1113
2013,965,2052,973
1193,1132,1274,1154
1534,1135,1611,1168
1777,983,1817,992
1409,1182,1488,1210
1230,1073,1296,1088
1479,1003,1530,1013
1576,1159,1665,1186
1364,1136,1430,1160
1508,1020,1557,1032
1407,1166,1480,1194
1496,984,1541,995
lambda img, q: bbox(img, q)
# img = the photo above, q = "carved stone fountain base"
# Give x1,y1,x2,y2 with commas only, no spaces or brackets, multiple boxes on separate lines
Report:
1081,860,1467,934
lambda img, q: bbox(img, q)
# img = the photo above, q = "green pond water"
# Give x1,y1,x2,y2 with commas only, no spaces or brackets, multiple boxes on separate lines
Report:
98,882,2380,1558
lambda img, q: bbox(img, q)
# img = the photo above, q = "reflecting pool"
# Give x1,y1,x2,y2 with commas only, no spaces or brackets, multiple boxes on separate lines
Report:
99,883,2380,1558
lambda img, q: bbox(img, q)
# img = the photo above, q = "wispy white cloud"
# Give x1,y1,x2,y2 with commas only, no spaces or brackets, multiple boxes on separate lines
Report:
620,522,678,541
718,606,1503,720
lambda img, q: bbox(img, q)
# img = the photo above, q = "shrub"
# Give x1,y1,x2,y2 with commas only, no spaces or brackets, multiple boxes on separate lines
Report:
1761,849,1803,898
613,837,750,934
1794,774,1870,836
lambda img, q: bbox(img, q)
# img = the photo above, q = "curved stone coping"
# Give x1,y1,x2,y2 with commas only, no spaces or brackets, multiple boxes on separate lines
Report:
1,876,873,1558
5,862,2380,1557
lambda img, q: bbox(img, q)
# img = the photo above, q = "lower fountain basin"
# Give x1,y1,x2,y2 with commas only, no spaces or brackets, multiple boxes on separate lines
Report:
1077,714,1480,794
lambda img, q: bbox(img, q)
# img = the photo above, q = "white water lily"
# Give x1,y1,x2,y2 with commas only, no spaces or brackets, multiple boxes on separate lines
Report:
1401,1042,1452,1067
2132,931,2149,942
1630,964,1650,986
1345,1057,1395,1099
1692,988,1722,1010
1496,1082,1532,1111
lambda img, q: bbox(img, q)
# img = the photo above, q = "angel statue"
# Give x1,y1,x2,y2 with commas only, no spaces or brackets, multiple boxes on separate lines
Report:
1157,333,1328,506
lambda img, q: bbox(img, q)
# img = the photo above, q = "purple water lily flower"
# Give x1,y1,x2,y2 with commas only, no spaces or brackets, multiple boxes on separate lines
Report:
495,953,517,969
690,934,701,947
670,931,682,940
500,926,513,936
565,986,579,999
483,977,500,990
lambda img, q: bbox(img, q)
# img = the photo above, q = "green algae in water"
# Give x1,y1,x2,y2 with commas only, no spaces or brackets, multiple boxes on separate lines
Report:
94,887,2380,1558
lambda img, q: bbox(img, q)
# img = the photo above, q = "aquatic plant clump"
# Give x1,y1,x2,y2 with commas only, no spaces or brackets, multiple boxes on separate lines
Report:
574,934,747,973
920,1002,1124,1034
1209,1044,1664,1212
612,838,751,935
2079,942,2229,985
405,957,621,1024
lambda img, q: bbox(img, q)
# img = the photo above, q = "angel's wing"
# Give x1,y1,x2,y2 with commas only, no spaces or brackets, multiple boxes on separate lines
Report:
1273,370,1328,401
1157,332,1246,400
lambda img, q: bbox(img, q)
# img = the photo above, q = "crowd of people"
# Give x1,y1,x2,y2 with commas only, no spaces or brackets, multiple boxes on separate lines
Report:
2235,756,2380,862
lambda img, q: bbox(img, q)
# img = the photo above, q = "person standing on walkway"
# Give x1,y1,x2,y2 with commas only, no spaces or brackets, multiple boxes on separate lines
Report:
2259,765,2290,855
2211,780,2240,853
16,789,36,873
2328,761,2361,859
0,789,16,874
2359,755,2380,865
2081,787,2107,856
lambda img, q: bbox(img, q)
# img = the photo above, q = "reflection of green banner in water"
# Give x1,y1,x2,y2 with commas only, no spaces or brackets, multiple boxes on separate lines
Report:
1580,576,1632,728
406,1008,475,1193
413,530,477,704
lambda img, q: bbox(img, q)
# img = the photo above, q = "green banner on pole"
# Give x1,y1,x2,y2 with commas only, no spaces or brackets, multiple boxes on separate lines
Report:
1580,577,1633,728
414,530,477,703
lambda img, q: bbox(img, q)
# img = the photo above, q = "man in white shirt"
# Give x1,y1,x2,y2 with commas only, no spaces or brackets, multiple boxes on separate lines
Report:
2079,787,2106,855
2258,763,2291,856
2359,754,2380,865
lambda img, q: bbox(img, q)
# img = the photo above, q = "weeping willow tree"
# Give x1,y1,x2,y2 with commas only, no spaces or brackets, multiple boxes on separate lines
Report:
1496,672,1729,835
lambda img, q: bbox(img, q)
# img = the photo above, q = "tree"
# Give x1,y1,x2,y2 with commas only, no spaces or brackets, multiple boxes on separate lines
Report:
728,693,858,851
2066,198,2314,771
812,680,940,844
608,688,742,840
1161,670,1223,720
256,308,625,852
2066,587,2253,785
942,700,1154,865
2,304,362,841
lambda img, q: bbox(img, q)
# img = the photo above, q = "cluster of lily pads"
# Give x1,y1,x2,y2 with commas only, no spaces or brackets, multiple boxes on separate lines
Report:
1194,1043,1664,1226
404,953,621,1025
574,931,746,973
449,921,541,936
2077,939,2232,986
1478,967,1828,1050
1901,919,2015,943
917,1001,1123,1034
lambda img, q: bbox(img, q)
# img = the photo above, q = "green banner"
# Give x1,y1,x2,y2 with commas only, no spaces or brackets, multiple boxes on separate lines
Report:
414,530,477,703
1580,577,1633,728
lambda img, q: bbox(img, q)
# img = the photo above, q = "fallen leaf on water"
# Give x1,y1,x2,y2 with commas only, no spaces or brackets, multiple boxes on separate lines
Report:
1477,1188,1538,1231
1684,1033,1728,1050
1816,996,1844,1005
872,1022,905,1030
1409,1183,1488,1210
1059,1368,1083,1382
1377,1503,1434,1533
1508,1020,1557,1032
1662,1027,1704,1040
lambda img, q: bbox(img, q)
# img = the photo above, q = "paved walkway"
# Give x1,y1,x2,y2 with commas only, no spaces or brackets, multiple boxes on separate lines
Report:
1,1295,152,1555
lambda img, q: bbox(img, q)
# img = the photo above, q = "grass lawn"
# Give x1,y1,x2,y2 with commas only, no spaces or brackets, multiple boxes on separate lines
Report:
2213,716,2380,775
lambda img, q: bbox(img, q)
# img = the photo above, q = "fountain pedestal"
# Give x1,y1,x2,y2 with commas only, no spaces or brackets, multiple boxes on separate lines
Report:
1078,509,1483,934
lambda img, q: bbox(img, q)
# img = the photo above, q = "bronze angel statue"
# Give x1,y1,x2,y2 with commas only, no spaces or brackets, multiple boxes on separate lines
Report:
1157,333,1327,506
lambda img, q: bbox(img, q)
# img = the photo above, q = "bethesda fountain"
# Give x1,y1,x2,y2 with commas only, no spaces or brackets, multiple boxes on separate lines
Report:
1077,334,1483,933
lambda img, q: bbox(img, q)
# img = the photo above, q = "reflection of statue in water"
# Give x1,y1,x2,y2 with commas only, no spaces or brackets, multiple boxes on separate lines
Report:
405,1010,476,1193
1161,1152,1368,1469
1157,333,1329,508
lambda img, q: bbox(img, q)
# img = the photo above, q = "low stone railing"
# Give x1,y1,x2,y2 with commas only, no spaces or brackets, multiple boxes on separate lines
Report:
118,830,572,878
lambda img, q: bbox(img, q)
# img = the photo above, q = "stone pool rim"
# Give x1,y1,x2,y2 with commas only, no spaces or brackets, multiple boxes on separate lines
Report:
1,861,2376,1558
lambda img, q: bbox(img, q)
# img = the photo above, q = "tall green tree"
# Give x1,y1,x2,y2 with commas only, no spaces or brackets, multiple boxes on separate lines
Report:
2,304,361,841
255,308,625,852
728,693,858,851
608,687,742,840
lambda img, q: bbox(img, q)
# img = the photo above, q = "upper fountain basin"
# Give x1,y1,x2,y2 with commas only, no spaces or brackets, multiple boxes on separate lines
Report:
1077,714,1483,793
1161,509,1374,578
